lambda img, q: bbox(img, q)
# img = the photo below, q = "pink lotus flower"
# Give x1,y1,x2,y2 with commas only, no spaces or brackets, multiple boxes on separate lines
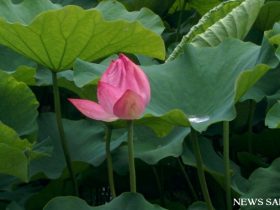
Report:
69,54,151,122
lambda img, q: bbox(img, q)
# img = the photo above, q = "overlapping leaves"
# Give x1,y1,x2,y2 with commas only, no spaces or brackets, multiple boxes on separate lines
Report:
167,0,264,61
0,71,38,180
74,39,273,133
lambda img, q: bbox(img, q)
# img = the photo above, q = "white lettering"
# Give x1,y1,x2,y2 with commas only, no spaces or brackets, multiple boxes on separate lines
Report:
233,198,241,206
266,198,272,205
234,198,280,206
271,199,280,206
247,198,258,205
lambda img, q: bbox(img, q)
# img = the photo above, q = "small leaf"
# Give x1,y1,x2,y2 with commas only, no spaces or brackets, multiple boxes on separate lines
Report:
241,34,280,102
265,101,280,128
8,66,36,85
95,0,164,35
0,6,165,71
0,71,38,137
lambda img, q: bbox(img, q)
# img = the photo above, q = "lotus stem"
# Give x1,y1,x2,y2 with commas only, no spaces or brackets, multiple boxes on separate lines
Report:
52,71,79,196
152,166,165,205
105,125,116,198
127,120,136,192
177,157,199,200
223,121,232,210
190,128,214,210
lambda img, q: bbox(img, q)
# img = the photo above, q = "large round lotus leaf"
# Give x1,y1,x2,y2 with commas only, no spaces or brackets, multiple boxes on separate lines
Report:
144,39,272,133
240,158,280,210
0,5,165,71
43,193,167,210
30,113,126,179
0,71,38,137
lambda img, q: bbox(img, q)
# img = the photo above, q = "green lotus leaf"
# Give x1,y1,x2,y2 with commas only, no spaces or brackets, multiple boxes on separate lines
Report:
73,58,105,88
0,45,36,72
43,193,167,210
267,22,280,61
0,0,60,24
241,35,280,102
0,123,31,181
145,40,271,132
0,5,165,72
134,127,190,164
190,0,264,47
111,126,190,173
255,1,280,31
53,0,163,34
240,157,280,210
0,71,38,137
167,0,264,61
73,39,272,133
30,113,126,179
95,0,164,35
7,66,36,85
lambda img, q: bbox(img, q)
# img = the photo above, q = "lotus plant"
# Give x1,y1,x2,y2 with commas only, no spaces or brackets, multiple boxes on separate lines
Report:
69,54,151,193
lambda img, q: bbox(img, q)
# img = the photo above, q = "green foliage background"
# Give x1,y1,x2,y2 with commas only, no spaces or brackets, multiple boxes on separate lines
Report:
0,0,280,210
